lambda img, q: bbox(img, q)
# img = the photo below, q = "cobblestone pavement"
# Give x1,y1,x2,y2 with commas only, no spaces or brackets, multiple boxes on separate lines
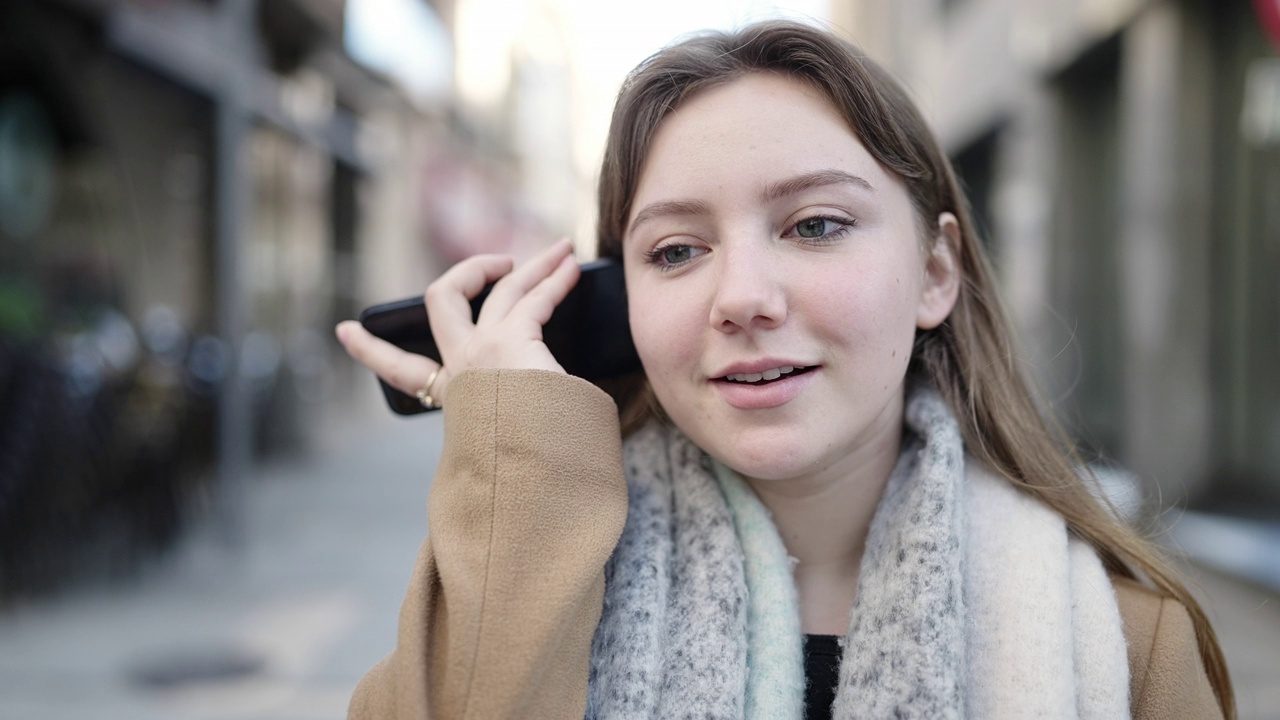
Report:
0,395,1277,719
1186,565,1280,720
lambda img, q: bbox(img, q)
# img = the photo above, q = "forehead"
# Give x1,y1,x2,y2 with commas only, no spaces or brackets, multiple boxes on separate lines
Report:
630,72,896,211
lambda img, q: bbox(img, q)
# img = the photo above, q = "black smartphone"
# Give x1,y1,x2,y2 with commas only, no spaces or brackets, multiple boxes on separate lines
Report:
358,257,641,415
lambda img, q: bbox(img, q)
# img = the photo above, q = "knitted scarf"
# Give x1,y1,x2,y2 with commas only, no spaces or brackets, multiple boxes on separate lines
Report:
586,385,1130,719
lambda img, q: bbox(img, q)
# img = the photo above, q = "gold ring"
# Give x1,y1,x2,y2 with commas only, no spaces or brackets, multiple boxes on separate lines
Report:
415,368,442,409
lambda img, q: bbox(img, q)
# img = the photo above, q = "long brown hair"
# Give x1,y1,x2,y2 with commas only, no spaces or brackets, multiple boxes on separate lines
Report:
595,20,1233,716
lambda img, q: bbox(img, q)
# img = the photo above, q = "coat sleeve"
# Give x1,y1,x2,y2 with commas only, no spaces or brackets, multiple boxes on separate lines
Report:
1113,576,1224,720
348,369,629,720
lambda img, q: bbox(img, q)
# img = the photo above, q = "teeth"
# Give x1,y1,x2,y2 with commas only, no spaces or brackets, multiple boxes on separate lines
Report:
725,365,803,383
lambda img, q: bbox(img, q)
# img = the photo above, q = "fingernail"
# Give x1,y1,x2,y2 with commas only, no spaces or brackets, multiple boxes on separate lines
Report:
334,321,351,343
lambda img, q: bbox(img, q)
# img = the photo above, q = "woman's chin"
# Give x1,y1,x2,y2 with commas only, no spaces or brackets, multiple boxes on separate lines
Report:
709,442,817,484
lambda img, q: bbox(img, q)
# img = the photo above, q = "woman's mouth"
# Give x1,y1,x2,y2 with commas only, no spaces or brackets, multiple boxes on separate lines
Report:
721,365,815,384
712,365,819,409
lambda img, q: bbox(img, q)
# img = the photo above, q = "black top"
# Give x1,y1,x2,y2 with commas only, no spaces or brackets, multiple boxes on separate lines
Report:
803,634,843,720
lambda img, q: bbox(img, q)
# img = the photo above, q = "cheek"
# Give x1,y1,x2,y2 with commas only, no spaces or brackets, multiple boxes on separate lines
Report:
805,259,921,357
628,279,703,381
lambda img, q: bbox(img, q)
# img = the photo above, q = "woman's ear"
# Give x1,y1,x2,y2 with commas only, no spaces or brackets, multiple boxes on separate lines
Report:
916,211,962,330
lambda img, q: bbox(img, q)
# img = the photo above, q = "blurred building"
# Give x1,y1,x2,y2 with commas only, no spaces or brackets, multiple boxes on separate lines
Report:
451,0,594,256
0,0,465,596
832,0,1279,522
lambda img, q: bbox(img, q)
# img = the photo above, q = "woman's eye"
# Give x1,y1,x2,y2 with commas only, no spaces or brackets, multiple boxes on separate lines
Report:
791,216,850,240
647,243,706,268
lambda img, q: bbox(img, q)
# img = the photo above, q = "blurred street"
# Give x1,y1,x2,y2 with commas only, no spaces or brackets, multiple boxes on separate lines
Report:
1,389,1278,720
0,390,440,720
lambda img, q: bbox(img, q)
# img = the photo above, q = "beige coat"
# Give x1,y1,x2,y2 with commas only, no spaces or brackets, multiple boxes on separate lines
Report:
348,369,1223,719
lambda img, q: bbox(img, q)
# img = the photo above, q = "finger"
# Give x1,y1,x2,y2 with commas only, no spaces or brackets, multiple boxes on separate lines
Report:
426,254,515,363
509,254,581,330
335,320,444,396
476,239,574,325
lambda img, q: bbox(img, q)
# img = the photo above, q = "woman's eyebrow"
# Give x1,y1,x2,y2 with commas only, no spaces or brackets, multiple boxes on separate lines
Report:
628,199,711,235
627,170,872,236
762,169,874,202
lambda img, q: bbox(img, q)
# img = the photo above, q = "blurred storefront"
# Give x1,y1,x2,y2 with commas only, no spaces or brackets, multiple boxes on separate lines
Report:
0,0,473,597
832,0,1280,574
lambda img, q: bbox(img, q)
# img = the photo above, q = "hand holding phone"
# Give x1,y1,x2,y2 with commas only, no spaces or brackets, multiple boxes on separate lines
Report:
341,243,639,415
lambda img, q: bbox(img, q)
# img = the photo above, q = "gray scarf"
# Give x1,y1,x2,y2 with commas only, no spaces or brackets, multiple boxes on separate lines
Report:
586,385,1130,719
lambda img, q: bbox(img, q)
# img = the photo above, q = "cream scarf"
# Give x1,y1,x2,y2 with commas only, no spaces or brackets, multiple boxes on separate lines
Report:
586,385,1130,719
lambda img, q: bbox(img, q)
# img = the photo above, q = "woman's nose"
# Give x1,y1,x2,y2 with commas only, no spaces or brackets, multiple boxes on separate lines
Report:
708,245,787,332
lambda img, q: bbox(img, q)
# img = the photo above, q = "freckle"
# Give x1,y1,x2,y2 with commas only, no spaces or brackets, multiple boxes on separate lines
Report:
891,350,896,358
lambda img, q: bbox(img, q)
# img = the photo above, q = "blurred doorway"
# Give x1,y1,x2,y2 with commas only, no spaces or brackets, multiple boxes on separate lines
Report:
1207,0,1280,513
1050,34,1125,461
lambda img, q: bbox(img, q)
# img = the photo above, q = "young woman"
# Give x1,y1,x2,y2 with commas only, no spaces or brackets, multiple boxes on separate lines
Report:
337,20,1233,720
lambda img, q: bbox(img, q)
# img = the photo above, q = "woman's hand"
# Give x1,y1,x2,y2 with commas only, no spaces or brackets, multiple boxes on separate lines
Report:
335,239,581,408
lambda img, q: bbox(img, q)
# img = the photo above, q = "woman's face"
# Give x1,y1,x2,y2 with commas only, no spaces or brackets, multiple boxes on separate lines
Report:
622,72,957,485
